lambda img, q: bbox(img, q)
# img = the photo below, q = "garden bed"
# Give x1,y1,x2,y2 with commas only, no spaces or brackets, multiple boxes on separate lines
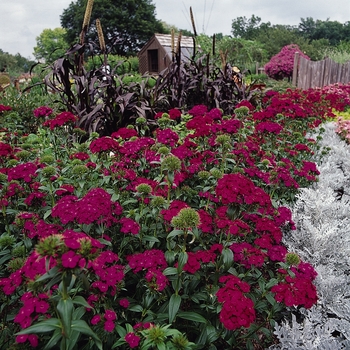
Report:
0,85,350,349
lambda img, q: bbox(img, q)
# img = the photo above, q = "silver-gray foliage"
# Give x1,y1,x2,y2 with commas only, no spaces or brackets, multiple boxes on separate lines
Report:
268,122,350,350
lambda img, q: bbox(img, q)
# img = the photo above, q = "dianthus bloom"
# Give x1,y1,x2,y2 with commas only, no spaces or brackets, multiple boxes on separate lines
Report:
91,314,101,325
7,162,37,183
271,275,318,309
15,334,38,347
188,104,208,117
156,128,179,147
161,200,189,222
125,332,141,348
89,136,120,153
182,249,217,274
43,111,77,130
215,173,259,205
61,250,80,268
119,217,140,235
0,104,12,113
0,141,13,157
255,121,283,134
169,108,182,120
230,242,265,269
127,249,167,273
104,309,117,321
33,106,53,118
119,298,129,308
111,127,138,140
145,269,169,291
216,275,256,330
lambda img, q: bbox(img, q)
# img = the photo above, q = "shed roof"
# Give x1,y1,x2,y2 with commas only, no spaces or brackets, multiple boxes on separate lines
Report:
138,33,196,60
154,33,195,48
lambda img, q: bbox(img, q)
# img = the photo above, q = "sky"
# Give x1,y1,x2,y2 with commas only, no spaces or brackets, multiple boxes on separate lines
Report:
0,0,349,60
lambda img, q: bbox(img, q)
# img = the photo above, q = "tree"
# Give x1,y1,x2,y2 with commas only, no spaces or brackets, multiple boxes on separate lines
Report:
254,25,303,58
299,18,348,46
60,0,165,56
160,21,193,37
0,49,35,77
231,15,263,40
299,17,317,39
33,28,70,63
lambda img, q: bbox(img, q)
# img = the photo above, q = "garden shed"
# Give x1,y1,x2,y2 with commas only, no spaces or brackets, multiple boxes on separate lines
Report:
138,33,196,75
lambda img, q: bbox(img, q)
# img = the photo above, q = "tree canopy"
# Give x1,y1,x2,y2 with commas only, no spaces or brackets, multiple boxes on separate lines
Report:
60,0,166,56
0,49,35,77
34,28,70,63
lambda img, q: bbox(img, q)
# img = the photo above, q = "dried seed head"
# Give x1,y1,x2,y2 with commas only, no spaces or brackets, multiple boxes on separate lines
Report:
96,19,106,52
82,0,94,30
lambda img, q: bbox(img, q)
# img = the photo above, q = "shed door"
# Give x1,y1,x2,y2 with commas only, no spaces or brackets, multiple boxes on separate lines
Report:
148,49,158,73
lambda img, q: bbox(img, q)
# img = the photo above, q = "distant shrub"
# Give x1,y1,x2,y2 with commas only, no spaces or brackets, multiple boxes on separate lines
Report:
265,44,310,80
85,54,139,75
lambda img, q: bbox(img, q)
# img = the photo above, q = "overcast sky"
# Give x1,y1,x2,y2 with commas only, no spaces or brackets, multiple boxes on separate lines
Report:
0,0,349,60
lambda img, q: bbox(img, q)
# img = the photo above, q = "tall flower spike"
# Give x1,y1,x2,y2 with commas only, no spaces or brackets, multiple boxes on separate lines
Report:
80,0,94,44
96,19,106,53
190,6,197,36
82,0,94,30
171,29,175,61
175,32,182,55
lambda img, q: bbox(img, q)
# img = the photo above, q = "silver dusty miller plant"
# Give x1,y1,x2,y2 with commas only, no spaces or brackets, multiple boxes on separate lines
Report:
269,122,350,350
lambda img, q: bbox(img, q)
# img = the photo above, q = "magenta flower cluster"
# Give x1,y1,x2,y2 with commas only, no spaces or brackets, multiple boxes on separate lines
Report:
264,44,310,80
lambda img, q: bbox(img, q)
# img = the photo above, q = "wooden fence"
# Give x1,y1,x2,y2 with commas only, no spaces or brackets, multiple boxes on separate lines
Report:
292,52,350,89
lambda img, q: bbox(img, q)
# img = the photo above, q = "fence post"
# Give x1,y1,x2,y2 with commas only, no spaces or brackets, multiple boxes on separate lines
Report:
292,52,300,87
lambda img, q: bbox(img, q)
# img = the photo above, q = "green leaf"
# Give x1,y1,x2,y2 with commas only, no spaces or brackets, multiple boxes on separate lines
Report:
98,237,112,246
0,253,12,265
142,235,160,243
44,209,52,220
128,304,143,312
57,298,73,338
72,295,91,309
157,343,166,350
167,229,184,239
71,319,103,350
115,324,127,338
163,267,177,276
266,278,279,289
112,339,126,349
177,251,188,272
265,291,277,306
43,328,62,350
165,250,175,265
222,247,234,269
177,311,207,323
16,318,61,334
72,306,86,320
169,294,181,323
35,266,61,283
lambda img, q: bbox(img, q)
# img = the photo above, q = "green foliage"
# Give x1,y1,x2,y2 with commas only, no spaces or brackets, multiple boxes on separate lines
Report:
85,54,139,74
299,17,350,45
231,15,263,40
196,34,268,69
33,28,70,64
60,0,166,56
231,14,350,61
0,86,54,134
0,49,35,78
321,42,350,63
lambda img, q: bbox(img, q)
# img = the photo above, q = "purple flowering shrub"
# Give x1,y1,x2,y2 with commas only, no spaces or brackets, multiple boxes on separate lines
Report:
0,85,349,349
264,44,310,80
